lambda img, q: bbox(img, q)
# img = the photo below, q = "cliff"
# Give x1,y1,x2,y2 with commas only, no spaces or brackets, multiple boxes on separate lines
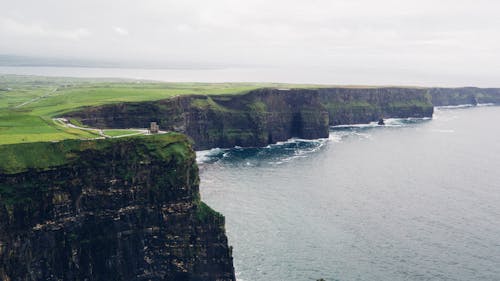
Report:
0,134,235,281
66,87,434,150
429,87,500,106
314,87,433,125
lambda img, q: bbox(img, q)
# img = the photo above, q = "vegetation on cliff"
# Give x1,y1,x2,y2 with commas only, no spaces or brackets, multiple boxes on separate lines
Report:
66,87,433,149
3,75,500,148
429,87,500,106
0,133,235,281
0,133,189,174
0,75,318,145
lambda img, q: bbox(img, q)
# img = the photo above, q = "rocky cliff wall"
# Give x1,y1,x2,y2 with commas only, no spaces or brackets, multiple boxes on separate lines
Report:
315,87,433,125
66,87,433,150
0,134,235,281
429,87,500,106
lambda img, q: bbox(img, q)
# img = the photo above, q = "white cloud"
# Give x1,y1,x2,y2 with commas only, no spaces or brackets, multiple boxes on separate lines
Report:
0,17,90,40
0,0,500,86
113,26,128,36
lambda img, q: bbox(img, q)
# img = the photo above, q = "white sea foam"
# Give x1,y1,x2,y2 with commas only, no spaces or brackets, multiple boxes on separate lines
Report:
328,133,344,143
331,122,379,129
327,116,433,144
196,148,227,163
477,103,495,107
196,116,428,165
261,137,328,164
331,117,430,130
196,137,328,164
435,104,475,109
272,137,328,145
436,103,495,109
381,119,404,127
198,117,431,164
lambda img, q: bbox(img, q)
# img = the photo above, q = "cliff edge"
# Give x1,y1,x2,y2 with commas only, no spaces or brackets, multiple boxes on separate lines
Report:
66,87,434,150
429,87,500,106
0,134,235,281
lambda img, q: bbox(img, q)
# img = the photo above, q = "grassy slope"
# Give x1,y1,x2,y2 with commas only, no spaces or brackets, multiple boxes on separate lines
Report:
1,75,321,145
0,132,189,174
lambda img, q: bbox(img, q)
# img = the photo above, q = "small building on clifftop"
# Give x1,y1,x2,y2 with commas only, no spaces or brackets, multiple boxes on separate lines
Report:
149,122,159,134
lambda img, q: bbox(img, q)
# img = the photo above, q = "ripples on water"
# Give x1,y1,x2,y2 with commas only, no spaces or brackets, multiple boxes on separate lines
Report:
198,106,500,281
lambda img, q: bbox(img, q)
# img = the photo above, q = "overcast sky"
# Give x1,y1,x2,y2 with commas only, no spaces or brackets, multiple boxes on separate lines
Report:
1,0,499,86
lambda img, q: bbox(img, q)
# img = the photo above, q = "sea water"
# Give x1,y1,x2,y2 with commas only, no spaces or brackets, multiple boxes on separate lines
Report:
199,106,500,281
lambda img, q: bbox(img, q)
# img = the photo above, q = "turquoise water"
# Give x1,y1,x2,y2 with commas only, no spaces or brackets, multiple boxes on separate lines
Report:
198,106,500,281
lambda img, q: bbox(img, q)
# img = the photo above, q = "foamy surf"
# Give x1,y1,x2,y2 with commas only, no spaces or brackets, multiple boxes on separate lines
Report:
328,117,432,144
198,117,432,164
436,103,496,109
196,148,227,163
436,104,476,109
196,117,432,164
331,117,431,130
196,137,327,165
477,103,495,107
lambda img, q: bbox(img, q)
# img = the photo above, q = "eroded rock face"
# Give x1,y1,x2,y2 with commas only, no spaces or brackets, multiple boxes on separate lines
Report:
0,135,235,281
66,87,434,150
429,87,500,106
315,87,433,125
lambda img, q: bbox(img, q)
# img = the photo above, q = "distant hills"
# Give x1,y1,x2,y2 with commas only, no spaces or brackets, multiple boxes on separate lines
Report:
0,54,230,69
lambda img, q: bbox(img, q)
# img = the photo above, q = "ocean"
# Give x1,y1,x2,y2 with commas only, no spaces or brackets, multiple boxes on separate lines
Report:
2,66,499,280
198,105,500,281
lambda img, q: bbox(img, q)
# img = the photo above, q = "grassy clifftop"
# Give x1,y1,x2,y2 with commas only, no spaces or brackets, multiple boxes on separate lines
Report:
0,132,190,174
0,122,235,280
2,75,319,145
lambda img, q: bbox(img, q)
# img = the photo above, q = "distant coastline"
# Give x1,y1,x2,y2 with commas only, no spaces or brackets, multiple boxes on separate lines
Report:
3,65,500,87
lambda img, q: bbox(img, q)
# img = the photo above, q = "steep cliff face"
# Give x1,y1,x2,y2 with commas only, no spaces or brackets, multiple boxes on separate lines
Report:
429,87,500,106
315,87,433,125
0,134,235,281
66,87,433,150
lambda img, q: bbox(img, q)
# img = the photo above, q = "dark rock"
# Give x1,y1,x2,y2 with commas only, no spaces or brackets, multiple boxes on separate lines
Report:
0,134,235,281
65,87,434,150
429,87,500,106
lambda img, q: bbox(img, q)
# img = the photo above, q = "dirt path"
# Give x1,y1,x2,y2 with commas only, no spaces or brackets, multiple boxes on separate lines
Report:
53,118,160,138
14,87,58,108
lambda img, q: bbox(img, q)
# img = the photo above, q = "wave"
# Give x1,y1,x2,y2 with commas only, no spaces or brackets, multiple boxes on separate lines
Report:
385,117,431,127
477,103,495,107
329,130,372,143
196,148,227,163
328,116,433,145
435,104,476,109
331,117,431,130
197,117,431,165
196,137,328,165
196,115,435,165
436,103,496,109
331,121,380,129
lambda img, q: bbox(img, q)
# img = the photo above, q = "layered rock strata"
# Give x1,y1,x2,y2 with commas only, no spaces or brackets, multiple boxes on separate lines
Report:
0,134,235,281
67,87,434,149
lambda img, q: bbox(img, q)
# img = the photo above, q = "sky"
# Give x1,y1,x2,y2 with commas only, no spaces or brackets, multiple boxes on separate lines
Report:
1,0,499,86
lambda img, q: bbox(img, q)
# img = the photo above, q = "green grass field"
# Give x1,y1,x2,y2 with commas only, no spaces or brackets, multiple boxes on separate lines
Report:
0,74,320,145
103,130,143,137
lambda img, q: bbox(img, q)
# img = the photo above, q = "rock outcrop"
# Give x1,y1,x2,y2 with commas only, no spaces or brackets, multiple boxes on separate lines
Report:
66,87,434,150
429,87,500,106
0,134,235,281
